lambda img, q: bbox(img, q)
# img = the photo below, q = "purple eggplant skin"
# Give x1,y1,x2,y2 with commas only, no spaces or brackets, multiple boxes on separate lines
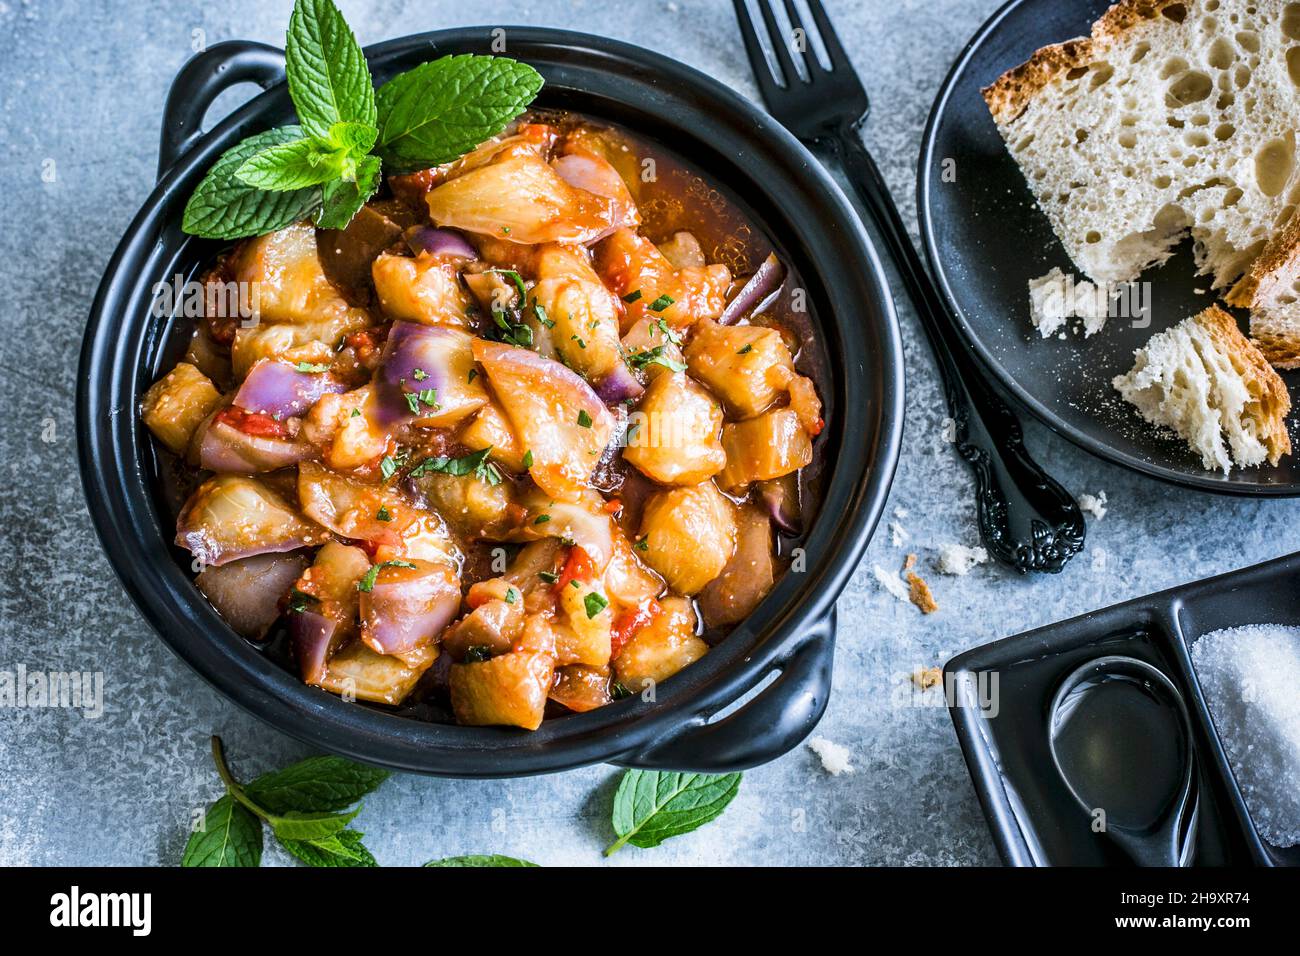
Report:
197,418,311,473
233,359,347,419
359,560,461,656
759,475,802,536
290,609,345,685
594,360,645,405
719,253,785,326
372,321,464,426
196,552,309,640
404,226,478,260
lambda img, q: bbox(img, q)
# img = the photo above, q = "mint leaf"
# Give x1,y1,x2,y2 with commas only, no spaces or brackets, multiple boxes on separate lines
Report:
182,795,263,867
316,154,381,229
269,806,360,842
424,855,538,867
281,829,378,867
285,0,376,142
328,120,378,154
181,126,322,239
605,770,741,854
235,137,346,191
245,754,389,814
375,54,543,172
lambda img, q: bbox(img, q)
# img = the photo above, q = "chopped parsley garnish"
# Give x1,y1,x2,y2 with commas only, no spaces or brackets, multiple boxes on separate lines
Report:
647,294,675,312
737,343,753,354
376,506,392,522
467,368,477,384
533,514,551,525
534,302,555,328
487,268,528,305
409,447,501,485
584,592,609,618
379,453,407,481
491,308,534,348
572,335,587,349
412,368,428,381
654,318,682,344
356,559,417,593
404,392,421,414
538,570,559,584
611,681,632,700
294,362,329,373
287,589,317,614
634,537,649,552
504,587,520,605
627,345,687,373
576,410,593,428
464,645,493,663
622,290,643,304
522,449,534,468
350,408,361,418
418,387,439,408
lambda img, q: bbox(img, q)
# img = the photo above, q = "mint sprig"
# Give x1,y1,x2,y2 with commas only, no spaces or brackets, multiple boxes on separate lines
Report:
181,0,543,239
181,735,386,868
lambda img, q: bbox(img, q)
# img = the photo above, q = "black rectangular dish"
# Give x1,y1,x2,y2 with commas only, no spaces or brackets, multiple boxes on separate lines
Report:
946,551,1300,867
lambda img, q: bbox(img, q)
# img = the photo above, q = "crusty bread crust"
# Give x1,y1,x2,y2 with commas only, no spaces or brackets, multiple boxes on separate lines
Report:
1194,305,1293,464
1226,215,1300,367
982,1,1192,125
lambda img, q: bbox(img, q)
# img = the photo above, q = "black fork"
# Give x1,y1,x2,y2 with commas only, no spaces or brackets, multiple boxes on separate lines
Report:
733,0,1084,573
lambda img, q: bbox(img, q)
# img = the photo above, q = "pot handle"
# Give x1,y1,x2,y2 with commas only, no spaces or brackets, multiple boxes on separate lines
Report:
157,41,287,182
614,609,836,774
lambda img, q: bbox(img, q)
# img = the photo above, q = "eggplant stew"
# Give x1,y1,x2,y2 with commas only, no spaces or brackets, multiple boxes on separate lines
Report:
142,113,826,730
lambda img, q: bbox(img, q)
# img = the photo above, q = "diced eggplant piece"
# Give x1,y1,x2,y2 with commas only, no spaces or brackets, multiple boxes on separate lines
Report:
232,358,347,419
516,488,615,571
551,152,640,235
317,205,406,296
555,579,613,667
425,153,616,245
410,470,515,539
177,475,328,567
184,328,233,392
603,531,665,608
620,317,685,381
196,416,312,473
594,228,730,330
196,551,309,640
623,372,726,485
718,408,813,491
459,400,528,472
230,311,370,378
319,640,438,706
442,598,525,661
657,231,707,269
299,386,388,470
359,559,461,656
374,322,487,428
685,318,796,420
371,252,474,328
290,541,370,684
531,244,624,384
613,596,707,690
228,223,366,326
450,649,556,730
637,481,737,595
472,339,614,502
697,504,776,627
549,664,613,713
141,362,223,455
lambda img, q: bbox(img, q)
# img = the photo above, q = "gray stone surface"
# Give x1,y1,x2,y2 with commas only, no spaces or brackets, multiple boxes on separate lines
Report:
1,0,1297,867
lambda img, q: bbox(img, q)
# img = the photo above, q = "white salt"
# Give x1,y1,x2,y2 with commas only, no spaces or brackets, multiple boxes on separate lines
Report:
807,736,855,775
1192,624,1300,848
889,521,909,547
936,543,988,576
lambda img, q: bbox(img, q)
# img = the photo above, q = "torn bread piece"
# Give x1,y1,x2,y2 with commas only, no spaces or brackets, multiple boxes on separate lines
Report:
1226,213,1300,368
1028,267,1112,338
1113,306,1291,473
984,0,1300,290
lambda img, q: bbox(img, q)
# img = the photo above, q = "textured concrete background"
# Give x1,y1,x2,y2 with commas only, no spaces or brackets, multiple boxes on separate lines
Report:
1,0,1297,867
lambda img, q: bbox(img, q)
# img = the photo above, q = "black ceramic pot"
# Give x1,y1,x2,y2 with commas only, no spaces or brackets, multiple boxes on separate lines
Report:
77,28,904,777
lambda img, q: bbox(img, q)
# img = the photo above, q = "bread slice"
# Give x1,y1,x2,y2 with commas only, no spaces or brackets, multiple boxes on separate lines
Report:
1113,305,1291,472
1225,214,1300,366
984,0,1300,289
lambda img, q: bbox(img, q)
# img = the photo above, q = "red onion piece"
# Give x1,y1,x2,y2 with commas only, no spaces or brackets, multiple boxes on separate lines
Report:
360,560,461,656
595,362,644,404
290,609,344,685
198,418,311,473
404,226,478,260
719,253,786,325
233,359,347,419
196,552,308,640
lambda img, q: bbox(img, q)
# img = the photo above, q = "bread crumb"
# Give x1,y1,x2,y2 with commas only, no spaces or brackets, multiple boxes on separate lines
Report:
936,542,989,575
1028,268,1112,338
873,564,911,603
890,521,910,547
807,736,855,775
906,570,939,613
1077,490,1108,520
894,506,910,519
912,666,943,690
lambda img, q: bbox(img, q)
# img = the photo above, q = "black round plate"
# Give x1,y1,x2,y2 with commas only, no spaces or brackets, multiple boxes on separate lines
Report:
919,0,1300,495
